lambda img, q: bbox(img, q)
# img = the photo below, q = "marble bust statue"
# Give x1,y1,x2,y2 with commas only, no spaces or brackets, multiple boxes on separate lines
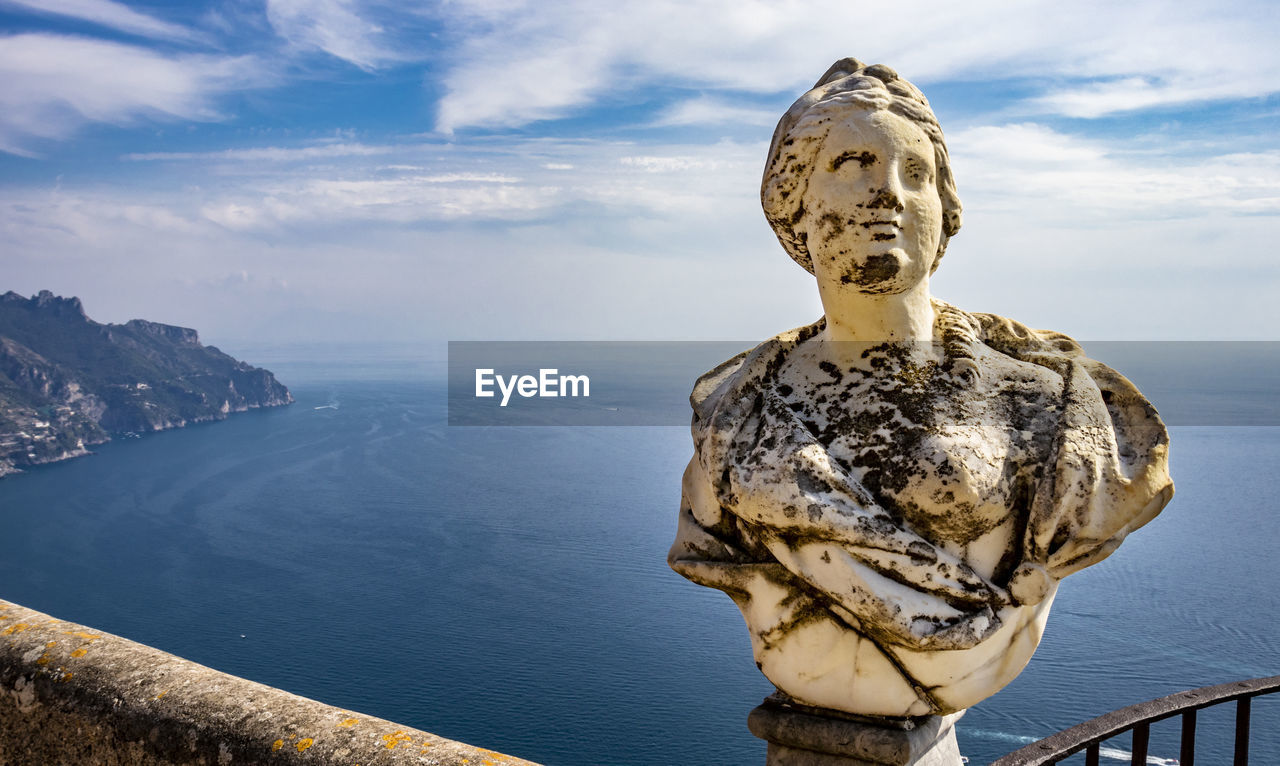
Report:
668,58,1174,718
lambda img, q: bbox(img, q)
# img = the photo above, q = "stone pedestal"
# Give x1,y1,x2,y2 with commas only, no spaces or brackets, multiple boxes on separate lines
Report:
747,695,965,766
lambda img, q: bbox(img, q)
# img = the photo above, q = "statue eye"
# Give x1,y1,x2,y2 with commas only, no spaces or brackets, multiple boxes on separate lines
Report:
902,157,933,188
829,150,877,173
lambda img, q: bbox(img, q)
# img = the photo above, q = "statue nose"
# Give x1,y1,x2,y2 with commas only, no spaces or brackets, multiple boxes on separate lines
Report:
866,187,904,213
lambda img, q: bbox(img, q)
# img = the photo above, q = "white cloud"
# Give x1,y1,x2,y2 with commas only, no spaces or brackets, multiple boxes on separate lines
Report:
124,143,401,162
1028,73,1280,119
619,155,731,172
0,0,198,42
430,0,1280,130
4,124,1280,342
265,0,402,70
433,0,810,132
202,173,554,228
0,34,263,156
948,123,1280,220
202,140,760,226
1,137,763,237
8,0,1275,155
3,2,1276,345
20,126,1280,241
950,123,1106,168
653,96,777,128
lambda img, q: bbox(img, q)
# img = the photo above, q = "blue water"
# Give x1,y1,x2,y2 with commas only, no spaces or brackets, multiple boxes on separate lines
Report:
1,349,1277,765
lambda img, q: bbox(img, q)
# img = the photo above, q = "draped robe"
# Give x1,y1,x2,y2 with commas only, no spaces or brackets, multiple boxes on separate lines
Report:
668,302,1173,716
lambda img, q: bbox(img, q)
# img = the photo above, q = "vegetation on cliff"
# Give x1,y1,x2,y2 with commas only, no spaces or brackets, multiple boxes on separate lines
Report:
0,290,292,476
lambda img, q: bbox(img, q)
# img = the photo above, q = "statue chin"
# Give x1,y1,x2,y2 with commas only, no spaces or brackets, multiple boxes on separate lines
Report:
840,252,902,287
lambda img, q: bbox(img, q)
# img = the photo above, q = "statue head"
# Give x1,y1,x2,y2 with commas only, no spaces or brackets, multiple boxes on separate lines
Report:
761,58,963,279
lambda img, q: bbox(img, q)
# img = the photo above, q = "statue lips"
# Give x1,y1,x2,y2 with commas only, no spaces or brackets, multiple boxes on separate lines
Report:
862,219,901,243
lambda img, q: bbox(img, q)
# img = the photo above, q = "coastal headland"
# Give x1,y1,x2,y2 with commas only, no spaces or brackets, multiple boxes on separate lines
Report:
0,290,292,477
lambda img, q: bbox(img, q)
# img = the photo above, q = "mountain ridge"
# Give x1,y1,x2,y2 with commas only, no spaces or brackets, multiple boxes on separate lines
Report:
0,290,293,477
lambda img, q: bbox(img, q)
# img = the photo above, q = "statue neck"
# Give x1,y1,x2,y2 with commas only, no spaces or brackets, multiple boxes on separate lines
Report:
818,280,936,345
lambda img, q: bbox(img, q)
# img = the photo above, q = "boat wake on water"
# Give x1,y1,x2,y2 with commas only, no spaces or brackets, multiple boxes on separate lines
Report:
967,731,1179,764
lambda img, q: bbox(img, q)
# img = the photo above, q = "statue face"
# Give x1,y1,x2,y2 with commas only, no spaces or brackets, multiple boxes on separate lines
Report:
800,108,942,294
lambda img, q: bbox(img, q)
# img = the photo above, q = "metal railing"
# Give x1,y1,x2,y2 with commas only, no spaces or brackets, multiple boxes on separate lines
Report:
993,675,1280,765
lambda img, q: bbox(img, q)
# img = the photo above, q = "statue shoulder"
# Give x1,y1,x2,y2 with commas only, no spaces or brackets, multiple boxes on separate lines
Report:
955,307,1151,420
940,305,1166,440
689,321,822,421
690,350,750,415
952,306,1086,361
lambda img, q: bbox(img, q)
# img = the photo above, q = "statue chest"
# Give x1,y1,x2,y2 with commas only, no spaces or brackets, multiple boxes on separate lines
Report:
774,357,1061,561
826,419,1037,549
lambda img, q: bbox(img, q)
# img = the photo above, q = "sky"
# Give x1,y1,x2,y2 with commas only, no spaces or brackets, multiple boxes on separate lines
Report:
1,0,1278,347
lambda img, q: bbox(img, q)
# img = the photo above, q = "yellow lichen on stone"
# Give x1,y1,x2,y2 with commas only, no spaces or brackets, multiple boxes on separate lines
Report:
61,672,73,682
296,738,314,752
71,647,88,658
2,622,29,635
272,739,284,752
36,653,52,665
70,631,100,640
155,691,168,700
45,641,56,647
381,731,412,750
337,717,359,728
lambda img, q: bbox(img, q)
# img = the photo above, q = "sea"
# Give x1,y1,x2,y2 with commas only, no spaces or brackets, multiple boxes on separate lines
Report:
1,344,1277,766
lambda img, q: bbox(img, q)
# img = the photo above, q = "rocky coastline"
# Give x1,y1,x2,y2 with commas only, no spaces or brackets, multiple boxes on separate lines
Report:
0,290,292,477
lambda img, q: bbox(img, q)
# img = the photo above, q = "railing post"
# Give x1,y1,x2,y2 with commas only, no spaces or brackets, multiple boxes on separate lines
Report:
1179,708,1196,766
1234,696,1251,766
1129,722,1148,765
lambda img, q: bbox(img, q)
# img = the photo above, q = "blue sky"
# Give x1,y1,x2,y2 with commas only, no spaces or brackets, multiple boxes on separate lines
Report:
2,0,1278,346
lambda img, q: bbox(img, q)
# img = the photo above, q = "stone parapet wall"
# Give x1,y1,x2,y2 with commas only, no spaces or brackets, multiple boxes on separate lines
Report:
0,599,538,766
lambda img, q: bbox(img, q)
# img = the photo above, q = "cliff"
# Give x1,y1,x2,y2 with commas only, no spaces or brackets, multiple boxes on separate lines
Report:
0,290,292,477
